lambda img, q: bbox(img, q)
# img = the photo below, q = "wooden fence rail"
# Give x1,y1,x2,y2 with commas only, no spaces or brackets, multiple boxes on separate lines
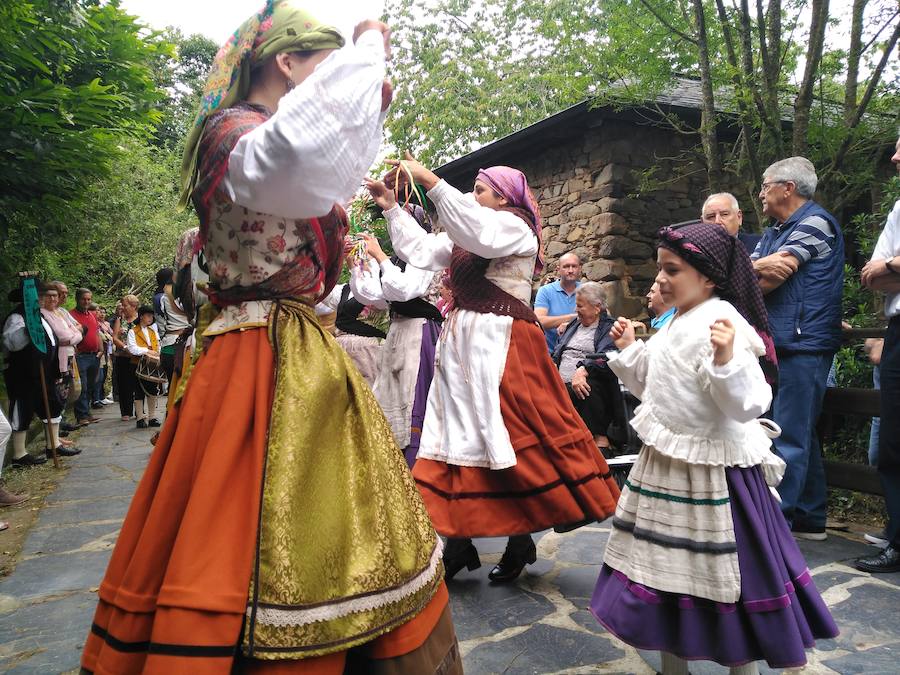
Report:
819,327,886,496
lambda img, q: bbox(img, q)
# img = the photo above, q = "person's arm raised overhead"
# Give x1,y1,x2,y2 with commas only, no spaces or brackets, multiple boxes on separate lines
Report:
226,24,390,218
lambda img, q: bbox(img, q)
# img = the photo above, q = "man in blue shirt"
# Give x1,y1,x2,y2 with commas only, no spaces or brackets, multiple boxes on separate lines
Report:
751,157,844,542
534,253,581,352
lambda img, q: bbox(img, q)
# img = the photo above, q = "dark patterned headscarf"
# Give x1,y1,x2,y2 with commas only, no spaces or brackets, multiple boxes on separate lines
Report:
658,220,778,391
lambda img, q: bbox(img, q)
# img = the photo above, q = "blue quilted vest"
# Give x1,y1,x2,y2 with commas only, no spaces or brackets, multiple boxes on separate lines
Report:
755,200,844,354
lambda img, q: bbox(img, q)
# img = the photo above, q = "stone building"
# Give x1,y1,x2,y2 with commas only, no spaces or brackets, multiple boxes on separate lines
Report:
433,86,756,317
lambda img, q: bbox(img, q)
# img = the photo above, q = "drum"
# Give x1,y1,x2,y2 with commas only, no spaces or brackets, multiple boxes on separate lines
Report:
136,354,166,396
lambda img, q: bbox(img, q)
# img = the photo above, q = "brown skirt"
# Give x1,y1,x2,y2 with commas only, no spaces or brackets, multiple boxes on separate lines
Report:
82,328,458,674
412,318,621,537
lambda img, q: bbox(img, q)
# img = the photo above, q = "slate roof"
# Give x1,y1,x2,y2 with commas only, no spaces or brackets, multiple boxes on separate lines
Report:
434,76,790,186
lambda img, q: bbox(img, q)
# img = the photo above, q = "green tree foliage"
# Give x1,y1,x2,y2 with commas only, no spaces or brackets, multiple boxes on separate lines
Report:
0,0,171,227
151,30,219,151
6,139,195,308
385,0,899,213
385,0,589,166
1,1,218,311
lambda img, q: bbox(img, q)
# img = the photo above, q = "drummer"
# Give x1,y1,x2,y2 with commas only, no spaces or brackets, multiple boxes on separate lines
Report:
126,306,162,429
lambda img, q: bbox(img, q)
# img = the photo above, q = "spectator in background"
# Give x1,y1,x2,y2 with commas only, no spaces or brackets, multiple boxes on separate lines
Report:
862,337,887,548
69,288,102,427
552,282,619,452
0,408,28,527
701,192,762,253
751,157,844,542
112,295,139,421
126,305,162,429
534,252,582,353
153,268,174,324
857,135,900,572
110,300,124,403
48,281,83,433
92,304,114,407
39,283,82,409
3,285,79,465
864,338,884,467
646,281,675,330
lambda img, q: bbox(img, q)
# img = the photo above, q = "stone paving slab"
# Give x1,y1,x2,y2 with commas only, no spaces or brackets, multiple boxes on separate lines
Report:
1,404,899,674
35,495,131,527
21,521,121,557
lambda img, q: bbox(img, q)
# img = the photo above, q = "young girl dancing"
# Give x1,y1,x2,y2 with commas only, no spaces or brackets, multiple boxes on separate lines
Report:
590,221,838,674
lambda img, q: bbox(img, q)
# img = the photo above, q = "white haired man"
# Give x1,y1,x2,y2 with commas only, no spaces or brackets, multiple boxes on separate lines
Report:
751,157,844,542
701,192,761,252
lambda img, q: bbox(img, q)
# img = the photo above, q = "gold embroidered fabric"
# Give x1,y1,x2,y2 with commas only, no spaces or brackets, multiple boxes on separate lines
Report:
243,300,443,659
316,310,337,335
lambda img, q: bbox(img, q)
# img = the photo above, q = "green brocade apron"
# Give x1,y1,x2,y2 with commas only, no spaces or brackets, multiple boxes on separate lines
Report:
243,300,443,659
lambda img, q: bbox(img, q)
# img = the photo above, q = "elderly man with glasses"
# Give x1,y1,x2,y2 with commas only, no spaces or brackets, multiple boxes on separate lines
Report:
750,157,844,542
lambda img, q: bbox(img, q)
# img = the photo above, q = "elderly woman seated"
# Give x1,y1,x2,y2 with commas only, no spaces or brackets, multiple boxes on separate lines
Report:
552,281,621,451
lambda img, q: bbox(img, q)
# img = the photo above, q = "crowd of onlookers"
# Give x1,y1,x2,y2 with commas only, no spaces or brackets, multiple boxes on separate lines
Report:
536,148,900,574
3,146,899,576
0,270,182,531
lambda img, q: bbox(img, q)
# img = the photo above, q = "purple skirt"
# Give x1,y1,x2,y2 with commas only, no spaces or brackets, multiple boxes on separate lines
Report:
590,464,838,668
404,318,441,468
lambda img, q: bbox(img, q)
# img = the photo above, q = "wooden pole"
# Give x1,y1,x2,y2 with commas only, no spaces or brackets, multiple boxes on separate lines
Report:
38,362,59,469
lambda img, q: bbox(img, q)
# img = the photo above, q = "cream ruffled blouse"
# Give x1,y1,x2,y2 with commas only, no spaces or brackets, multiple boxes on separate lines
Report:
607,296,785,486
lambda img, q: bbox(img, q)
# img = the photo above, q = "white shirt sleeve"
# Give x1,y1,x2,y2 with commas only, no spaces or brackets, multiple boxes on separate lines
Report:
872,200,900,261
426,180,539,259
384,206,453,271
321,284,344,312
2,314,30,352
702,344,773,422
348,258,389,309
606,339,649,399
224,29,387,218
126,327,148,357
379,260,436,302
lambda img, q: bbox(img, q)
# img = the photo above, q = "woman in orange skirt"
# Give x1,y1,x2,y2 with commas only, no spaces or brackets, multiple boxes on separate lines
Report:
81,4,459,673
366,159,620,583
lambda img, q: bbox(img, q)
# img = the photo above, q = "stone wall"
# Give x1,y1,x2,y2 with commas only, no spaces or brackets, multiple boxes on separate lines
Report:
514,119,748,317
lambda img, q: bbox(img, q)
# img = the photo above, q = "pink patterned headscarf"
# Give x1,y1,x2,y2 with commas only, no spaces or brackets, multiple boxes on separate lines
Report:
476,166,544,274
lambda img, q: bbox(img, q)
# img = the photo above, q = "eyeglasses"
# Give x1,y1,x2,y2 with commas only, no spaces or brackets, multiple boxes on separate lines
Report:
760,180,788,193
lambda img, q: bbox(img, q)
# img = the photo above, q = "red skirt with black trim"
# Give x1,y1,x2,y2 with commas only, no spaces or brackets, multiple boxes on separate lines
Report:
412,318,621,538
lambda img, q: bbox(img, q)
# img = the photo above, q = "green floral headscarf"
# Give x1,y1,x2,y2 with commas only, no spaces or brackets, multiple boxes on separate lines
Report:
179,0,344,207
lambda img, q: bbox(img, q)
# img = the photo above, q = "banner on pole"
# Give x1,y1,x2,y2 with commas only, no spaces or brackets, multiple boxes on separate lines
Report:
21,277,47,354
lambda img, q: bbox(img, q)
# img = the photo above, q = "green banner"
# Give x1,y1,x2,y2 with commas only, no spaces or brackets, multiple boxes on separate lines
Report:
21,278,47,354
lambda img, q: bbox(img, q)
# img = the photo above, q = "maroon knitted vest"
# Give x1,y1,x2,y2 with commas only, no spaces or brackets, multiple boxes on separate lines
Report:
449,245,538,322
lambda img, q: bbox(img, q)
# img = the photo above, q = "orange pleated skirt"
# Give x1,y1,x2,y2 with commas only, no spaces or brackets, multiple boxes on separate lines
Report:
413,319,621,538
82,328,451,674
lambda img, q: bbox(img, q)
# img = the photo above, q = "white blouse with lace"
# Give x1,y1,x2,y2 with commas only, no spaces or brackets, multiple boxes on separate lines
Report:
607,296,784,485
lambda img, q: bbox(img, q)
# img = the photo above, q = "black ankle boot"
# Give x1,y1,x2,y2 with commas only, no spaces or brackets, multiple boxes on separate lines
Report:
443,539,481,580
489,535,537,583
